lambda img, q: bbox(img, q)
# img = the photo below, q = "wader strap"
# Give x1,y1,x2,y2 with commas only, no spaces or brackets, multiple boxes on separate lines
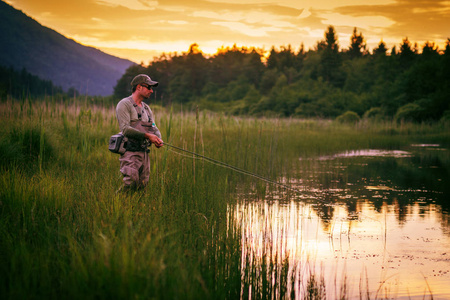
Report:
129,98,152,122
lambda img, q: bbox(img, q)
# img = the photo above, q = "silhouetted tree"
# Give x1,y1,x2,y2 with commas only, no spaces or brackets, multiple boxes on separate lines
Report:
399,37,416,66
315,40,326,52
267,47,278,69
373,40,387,56
422,41,439,58
211,44,264,89
325,25,339,52
297,43,306,66
318,26,343,86
348,27,365,58
267,45,303,72
445,38,450,55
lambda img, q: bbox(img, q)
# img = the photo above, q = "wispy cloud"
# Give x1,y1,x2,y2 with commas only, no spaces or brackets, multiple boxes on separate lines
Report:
335,0,450,41
211,21,282,37
321,13,395,29
95,0,158,10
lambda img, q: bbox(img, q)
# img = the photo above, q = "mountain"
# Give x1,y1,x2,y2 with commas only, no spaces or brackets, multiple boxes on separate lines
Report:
0,1,135,96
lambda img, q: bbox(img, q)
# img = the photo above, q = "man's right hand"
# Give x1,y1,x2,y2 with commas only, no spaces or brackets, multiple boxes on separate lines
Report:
145,133,163,148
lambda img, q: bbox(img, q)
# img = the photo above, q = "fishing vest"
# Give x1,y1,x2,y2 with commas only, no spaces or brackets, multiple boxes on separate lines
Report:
126,98,161,152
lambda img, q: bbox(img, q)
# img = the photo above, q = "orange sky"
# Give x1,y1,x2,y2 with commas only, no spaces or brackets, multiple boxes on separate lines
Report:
5,0,450,63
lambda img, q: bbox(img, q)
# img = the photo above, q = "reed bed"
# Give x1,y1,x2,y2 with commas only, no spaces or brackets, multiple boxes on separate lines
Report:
0,98,448,299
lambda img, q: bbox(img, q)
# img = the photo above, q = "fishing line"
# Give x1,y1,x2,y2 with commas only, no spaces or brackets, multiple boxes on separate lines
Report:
164,142,300,191
163,142,381,223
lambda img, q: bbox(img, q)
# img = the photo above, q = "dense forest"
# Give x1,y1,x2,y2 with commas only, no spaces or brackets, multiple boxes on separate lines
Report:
114,26,450,123
0,65,65,99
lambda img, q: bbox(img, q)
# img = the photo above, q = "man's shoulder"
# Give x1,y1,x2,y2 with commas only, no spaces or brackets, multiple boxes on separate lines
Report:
117,96,133,108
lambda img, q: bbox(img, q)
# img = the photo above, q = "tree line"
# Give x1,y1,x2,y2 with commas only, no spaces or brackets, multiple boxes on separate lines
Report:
0,66,111,102
0,65,65,99
114,26,450,122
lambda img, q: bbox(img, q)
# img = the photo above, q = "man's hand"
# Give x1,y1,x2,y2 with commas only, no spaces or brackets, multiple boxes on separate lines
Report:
145,133,164,148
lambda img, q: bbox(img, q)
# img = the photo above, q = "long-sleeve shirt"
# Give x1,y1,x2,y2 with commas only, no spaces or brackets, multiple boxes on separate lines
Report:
116,95,161,141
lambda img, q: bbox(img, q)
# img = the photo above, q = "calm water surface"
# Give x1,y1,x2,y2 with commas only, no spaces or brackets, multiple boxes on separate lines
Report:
231,144,450,299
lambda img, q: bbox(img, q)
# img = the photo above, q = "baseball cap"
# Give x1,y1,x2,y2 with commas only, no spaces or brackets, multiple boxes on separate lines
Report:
130,74,159,87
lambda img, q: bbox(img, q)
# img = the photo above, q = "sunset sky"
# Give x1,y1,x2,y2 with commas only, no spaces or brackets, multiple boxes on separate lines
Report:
5,0,450,63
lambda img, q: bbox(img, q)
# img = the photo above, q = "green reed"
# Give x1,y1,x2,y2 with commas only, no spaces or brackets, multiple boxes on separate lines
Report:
0,98,447,299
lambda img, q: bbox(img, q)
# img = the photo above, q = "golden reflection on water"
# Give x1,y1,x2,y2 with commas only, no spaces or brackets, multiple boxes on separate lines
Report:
230,199,450,299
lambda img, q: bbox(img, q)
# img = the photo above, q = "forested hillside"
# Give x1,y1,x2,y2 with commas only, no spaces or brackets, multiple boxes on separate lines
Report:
0,65,64,99
0,1,134,96
115,26,450,122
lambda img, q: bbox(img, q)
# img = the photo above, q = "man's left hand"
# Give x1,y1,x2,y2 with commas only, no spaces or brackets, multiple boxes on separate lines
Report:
145,133,163,148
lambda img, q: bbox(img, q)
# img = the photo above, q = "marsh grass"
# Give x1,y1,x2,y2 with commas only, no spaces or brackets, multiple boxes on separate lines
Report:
0,98,448,299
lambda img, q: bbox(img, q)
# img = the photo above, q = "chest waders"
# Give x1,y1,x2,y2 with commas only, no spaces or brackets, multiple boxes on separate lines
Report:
119,99,161,190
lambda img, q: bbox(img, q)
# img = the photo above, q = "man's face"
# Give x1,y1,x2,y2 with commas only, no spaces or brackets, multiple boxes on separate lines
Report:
139,84,154,99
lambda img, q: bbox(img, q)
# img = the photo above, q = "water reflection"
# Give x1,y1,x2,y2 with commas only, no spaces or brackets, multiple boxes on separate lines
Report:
231,146,450,299
308,149,413,160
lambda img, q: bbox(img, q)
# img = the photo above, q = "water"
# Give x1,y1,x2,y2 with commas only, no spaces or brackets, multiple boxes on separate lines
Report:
231,144,450,299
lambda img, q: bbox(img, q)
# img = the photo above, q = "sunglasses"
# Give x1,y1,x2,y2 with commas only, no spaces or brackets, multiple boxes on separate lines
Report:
141,84,154,90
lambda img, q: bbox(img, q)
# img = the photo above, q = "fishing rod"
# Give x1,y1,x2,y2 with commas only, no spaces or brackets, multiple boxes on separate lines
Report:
164,142,297,190
163,142,335,207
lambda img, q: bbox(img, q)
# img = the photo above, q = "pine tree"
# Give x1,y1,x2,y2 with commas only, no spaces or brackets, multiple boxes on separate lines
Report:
319,26,343,86
373,40,387,56
348,27,365,58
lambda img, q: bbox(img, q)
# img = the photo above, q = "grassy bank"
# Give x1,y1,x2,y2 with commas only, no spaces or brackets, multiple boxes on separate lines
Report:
0,98,448,299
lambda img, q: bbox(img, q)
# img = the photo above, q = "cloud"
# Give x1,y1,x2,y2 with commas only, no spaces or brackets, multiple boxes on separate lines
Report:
95,0,158,10
167,20,188,25
192,9,296,28
335,0,450,44
192,10,241,22
205,0,395,10
298,7,312,19
211,21,282,37
320,13,395,30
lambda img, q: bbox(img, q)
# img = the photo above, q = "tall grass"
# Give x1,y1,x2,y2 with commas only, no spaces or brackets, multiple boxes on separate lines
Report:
0,98,448,299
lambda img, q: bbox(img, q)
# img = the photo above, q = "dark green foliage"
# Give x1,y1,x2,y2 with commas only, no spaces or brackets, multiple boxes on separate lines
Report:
395,103,424,123
267,45,304,78
0,65,64,99
109,28,450,123
347,27,366,58
441,110,450,123
373,40,387,57
363,107,385,121
336,111,360,124
399,37,416,67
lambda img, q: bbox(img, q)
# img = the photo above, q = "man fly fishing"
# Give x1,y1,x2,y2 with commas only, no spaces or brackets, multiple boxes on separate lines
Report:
116,74,164,192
